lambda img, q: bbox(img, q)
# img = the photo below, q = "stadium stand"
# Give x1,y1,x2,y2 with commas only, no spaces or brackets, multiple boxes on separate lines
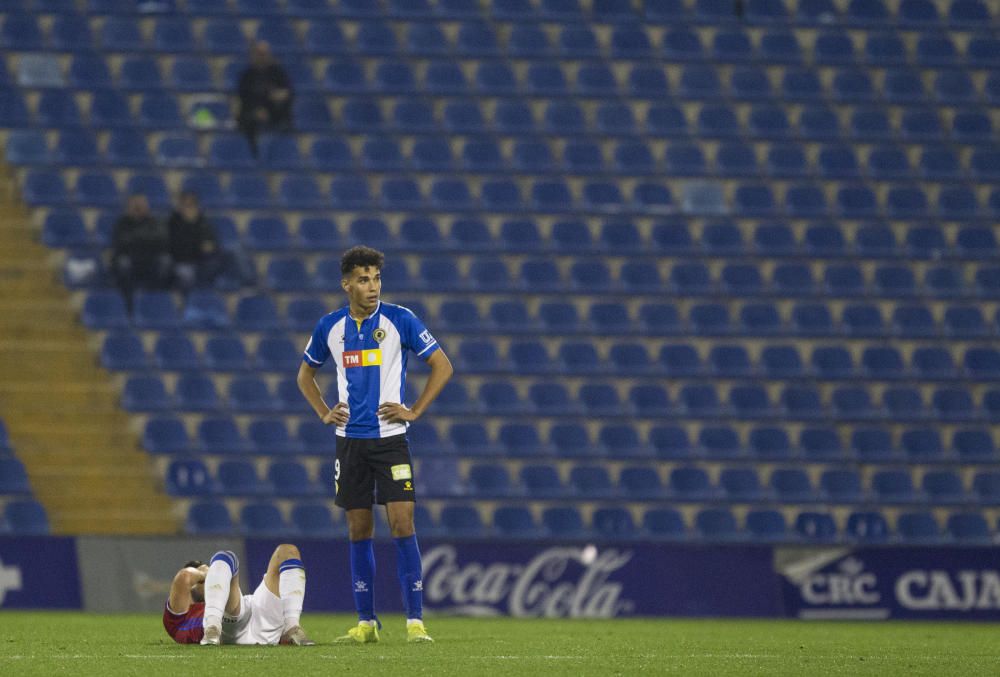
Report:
3,0,1000,542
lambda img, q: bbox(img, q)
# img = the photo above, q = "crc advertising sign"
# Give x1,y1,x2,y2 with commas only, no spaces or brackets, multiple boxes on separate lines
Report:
246,539,778,617
778,547,1000,620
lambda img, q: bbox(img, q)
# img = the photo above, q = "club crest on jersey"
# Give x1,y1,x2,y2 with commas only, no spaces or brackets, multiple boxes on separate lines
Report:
373,328,387,343
342,349,382,368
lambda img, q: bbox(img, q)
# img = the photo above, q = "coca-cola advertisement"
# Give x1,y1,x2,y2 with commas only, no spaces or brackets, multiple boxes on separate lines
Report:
246,538,778,617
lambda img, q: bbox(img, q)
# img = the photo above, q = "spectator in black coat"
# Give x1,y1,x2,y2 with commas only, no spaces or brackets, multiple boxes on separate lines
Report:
168,191,220,292
237,40,293,156
110,193,172,312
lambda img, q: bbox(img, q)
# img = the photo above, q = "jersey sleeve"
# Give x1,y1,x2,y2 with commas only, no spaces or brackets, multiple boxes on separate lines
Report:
399,309,440,360
163,604,205,644
303,318,331,367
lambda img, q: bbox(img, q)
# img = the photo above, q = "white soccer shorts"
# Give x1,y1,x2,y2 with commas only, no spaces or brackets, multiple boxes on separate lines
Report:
221,578,284,645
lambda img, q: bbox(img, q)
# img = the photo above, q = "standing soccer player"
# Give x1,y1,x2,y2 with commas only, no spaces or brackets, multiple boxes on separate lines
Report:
297,245,454,643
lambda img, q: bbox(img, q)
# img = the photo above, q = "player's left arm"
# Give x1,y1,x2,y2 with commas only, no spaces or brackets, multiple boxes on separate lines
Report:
378,349,454,424
167,566,206,614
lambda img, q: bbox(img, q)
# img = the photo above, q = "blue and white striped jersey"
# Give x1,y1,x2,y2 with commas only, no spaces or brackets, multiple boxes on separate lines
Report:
302,301,439,439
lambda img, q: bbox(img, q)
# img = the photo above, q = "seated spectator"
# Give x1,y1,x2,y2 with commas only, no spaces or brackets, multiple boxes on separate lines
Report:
168,191,220,292
110,193,172,312
237,41,293,156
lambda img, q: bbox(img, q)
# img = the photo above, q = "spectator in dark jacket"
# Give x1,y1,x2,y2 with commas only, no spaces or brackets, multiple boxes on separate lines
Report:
111,193,172,312
168,191,220,292
237,40,293,156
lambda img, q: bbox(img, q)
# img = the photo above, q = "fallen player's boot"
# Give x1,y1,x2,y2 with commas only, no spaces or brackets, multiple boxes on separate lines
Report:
200,625,221,646
334,621,380,644
280,625,316,646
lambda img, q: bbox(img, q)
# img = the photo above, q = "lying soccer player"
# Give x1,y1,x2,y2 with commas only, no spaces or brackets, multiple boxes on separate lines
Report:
163,543,315,646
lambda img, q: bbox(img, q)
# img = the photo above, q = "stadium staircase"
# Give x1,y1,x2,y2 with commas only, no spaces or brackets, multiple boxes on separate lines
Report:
0,163,176,535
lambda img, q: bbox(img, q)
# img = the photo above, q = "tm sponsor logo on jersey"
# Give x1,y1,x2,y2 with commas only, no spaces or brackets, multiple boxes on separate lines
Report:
342,349,382,368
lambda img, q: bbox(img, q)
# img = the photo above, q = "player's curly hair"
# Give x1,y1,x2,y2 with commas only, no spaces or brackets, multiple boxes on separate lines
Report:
341,245,385,277
183,560,205,569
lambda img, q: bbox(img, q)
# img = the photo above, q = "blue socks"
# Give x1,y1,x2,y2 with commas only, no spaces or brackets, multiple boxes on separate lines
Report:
349,539,375,622
394,535,423,620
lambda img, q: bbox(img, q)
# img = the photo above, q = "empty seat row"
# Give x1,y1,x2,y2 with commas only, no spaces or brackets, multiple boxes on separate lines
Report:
21,168,678,213
106,328,1000,382
3,0,995,27
11,83,1000,144
123,369,1000,423
183,498,999,545
15,128,1000,184
46,210,1000,263
422,461,1000,506
148,413,1000,463
80,290,1000,346
453,340,1000,381
427,378,1000,423
7,9,1000,66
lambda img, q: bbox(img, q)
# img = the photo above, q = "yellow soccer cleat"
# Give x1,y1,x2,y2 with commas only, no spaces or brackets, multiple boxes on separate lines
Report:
406,620,433,643
334,622,380,644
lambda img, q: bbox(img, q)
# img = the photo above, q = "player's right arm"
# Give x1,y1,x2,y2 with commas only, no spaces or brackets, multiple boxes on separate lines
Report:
168,566,205,614
297,362,348,426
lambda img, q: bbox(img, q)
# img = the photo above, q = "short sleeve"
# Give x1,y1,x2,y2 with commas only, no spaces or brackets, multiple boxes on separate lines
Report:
399,309,439,359
303,319,331,367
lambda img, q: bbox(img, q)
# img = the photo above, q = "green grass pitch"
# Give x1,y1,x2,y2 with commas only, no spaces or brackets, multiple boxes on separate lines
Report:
1,612,998,676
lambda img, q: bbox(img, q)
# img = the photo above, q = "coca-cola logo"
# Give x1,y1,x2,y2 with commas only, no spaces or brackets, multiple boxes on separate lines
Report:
422,545,634,618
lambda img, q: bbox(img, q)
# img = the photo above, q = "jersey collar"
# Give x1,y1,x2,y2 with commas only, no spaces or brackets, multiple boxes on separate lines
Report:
348,300,381,324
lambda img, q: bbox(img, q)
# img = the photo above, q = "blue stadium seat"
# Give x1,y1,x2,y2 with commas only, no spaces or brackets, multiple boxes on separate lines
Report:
240,503,292,537
122,375,172,412
249,419,303,455
268,461,320,497
542,506,586,539
846,511,890,543
493,506,542,539
166,460,215,497
100,332,148,371
795,512,837,542
439,505,485,538
592,507,637,540
897,512,942,544
218,460,270,497
291,503,340,538
756,345,800,378
196,417,248,455
822,469,864,502
669,465,716,500
228,376,274,413
5,500,50,535
143,417,193,455
0,458,31,494
695,508,740,541
119,56,162,91
642,508,686,541
746,510,789,542
549,422,596,458
922,470,965,504
947,513,990,544
153,334,201,372
954,430,995,461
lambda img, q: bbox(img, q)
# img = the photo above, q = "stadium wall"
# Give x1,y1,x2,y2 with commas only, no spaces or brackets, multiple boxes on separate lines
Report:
2,536,999,620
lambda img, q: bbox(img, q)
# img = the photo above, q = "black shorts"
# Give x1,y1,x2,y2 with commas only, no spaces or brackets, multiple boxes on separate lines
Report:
334,434,416,510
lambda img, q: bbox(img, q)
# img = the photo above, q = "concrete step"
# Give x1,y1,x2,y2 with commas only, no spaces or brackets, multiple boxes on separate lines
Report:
39,492,174,511
54,515,179,536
